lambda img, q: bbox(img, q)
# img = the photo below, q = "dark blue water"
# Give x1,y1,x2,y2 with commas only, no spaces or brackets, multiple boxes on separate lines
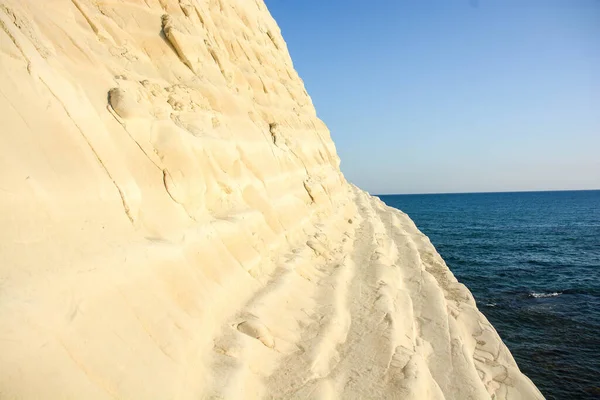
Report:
379,190,600,400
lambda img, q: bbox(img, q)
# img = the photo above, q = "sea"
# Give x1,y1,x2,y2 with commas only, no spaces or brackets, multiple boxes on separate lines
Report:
378,190,600,400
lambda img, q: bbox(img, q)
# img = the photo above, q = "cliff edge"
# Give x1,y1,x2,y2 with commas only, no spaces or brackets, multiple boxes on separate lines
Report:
0,0,542,398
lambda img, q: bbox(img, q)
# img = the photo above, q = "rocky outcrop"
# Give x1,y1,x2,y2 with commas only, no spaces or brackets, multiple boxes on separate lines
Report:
0,0,542,398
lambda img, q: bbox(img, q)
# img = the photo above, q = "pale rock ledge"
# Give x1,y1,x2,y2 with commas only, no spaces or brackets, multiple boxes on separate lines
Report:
0,0,543,399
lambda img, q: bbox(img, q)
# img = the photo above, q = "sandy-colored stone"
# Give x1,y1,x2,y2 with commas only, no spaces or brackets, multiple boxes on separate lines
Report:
0,0,542,398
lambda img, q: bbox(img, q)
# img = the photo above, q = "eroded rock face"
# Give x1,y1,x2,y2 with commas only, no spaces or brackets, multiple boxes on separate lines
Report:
0,1,542,399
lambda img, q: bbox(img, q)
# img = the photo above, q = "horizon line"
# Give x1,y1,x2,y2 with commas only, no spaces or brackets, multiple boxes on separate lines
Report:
374,188,600,196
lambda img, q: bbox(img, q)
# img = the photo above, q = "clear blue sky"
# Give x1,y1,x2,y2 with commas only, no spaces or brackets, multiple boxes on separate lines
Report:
265,0,600,194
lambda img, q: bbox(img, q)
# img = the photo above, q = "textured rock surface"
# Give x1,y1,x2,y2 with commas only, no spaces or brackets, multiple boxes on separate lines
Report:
0,0,542,398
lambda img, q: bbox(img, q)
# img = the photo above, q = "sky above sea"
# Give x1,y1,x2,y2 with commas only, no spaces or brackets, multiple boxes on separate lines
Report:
265,0,600,194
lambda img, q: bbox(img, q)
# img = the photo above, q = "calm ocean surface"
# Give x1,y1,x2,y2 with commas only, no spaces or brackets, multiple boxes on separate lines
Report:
379,190,600,400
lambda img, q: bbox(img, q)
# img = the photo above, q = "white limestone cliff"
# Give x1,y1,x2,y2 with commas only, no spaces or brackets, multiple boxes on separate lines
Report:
0,0,543,398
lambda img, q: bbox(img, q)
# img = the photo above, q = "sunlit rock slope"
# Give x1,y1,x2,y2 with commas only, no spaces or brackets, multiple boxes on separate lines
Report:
0,0,543,398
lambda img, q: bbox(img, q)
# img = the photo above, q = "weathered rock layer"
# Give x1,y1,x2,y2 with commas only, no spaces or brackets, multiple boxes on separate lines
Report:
0,0,542,398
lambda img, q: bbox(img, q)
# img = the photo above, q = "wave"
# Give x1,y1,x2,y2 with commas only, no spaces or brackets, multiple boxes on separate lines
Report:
529,292,562,298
